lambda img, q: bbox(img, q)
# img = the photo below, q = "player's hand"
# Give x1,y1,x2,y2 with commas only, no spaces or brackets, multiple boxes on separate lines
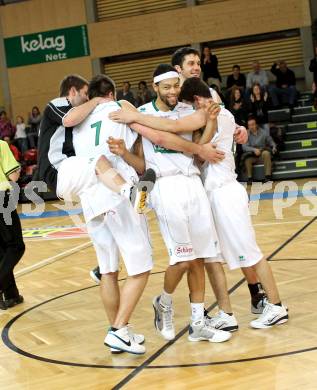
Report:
234,126,248,144
198,143,225,163
109,109,137,124
107,137,127,157
207,102,221,120
254,148,261,156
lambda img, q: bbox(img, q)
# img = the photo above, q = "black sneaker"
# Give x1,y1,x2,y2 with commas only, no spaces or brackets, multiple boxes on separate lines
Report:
262,176,272,183
251,292,268,314
90,266,102,285
131,168,156,213
0,292,7,310
5,295,24,308
247,178,253,186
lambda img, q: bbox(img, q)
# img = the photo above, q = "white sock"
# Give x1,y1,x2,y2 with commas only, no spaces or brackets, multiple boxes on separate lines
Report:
119,183,132,199
191,302,204,321
159,290,172,307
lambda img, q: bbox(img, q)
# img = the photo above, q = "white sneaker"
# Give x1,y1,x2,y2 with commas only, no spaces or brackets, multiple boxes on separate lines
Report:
104,326,146,355
250,303,289,329
152,296,175,341
188,319,232,343
205,310,239,332
109,325,145,354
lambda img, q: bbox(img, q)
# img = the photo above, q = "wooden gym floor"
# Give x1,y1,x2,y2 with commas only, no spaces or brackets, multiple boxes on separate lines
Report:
0,178,317,390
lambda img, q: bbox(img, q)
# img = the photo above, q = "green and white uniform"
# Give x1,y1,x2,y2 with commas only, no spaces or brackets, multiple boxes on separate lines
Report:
57,101,152,276
204,108,263,269
138,100,220,265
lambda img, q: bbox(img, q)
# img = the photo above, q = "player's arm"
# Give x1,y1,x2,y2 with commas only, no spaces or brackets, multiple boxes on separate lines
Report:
63,97,106,127
130,122,224,163
195,120,216,145
195,104,220,145
110,105,208,133
107,135,145,175
0,141,21,182
115,101,224,162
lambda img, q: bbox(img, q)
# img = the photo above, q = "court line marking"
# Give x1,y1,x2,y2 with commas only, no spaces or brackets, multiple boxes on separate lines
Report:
253,220,309,226
1,218,316,383
15,241,92,278
112,216,317,389
273,258,317,261
2,270,317,372
1,272,166,370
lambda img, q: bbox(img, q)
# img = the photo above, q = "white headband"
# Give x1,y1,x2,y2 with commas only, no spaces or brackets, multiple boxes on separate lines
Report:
153,71,179,84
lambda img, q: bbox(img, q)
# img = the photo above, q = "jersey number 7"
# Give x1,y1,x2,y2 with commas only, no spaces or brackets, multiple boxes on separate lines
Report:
91,120,102,146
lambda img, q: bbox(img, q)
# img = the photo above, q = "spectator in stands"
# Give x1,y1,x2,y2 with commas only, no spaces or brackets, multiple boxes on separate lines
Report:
226,64,246,92
3,136,21,161
0,111,15,140
270,60,297,109
242,116,276,184
246,61,269,92
249,83,270,135
27,106,42,148
201,46,222,90
14,116,28,155
309,46,317,108
229,86,247,175
229,86,247,126
136,80,153,107
116,81,136,106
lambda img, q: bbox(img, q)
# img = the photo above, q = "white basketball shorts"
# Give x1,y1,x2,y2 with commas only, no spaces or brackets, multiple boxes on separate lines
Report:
205,180,263,269
86,198,153,276
150,174,220,265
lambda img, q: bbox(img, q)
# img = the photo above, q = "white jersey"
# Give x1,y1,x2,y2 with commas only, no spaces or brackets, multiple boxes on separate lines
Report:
203,107,237,189
138,101,200,177
73,100,138,182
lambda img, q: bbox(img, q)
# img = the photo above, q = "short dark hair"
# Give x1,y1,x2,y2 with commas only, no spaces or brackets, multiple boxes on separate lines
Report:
232,64,240,70
179,77,211,102
171,47,200,68
247,115,257,123
153,64,176,84
88,74,115,99
138,80,147,88
59,74,88,97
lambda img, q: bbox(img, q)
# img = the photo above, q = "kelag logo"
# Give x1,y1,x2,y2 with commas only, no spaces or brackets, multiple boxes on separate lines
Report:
21,34,66,52
4,25,90,67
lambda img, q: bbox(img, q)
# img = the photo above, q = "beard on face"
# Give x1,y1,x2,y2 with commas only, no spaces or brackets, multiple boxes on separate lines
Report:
157,90,178,109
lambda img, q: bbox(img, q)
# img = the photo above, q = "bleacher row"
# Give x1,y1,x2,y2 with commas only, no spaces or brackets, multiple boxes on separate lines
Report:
246,92,317,181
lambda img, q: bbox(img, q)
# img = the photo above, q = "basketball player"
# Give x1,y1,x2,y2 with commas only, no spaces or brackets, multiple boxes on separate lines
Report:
179,77,288,329
171,47,268,314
